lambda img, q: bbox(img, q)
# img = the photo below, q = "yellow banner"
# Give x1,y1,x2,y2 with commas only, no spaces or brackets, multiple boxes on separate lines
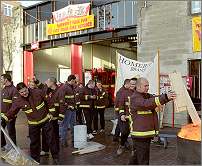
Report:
47,15,94,36
192,16,201,52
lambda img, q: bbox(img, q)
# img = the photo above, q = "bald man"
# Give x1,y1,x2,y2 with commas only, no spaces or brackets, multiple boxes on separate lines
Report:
121,77,176,165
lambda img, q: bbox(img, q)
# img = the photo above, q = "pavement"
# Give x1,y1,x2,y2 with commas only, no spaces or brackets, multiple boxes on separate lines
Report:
1,110,180,165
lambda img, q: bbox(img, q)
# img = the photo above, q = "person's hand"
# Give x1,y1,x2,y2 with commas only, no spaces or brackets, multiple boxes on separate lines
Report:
68,106,74,110
91,95,96,99
121,115,126,121
47,113,53,121
167,91,176,100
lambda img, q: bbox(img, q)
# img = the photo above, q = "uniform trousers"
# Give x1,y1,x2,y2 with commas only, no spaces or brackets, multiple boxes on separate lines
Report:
76,108,83,125
93,108,105,131
29,121,59,163
119,118,130,146
129,137,151,165
41,120,59,153
1,118,16,147
82,108,93,134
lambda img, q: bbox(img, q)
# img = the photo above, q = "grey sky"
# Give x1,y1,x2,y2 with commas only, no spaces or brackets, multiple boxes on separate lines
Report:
19,1,42,7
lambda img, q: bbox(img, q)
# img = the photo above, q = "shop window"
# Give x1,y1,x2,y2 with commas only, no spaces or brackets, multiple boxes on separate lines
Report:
191,1,201,14
3,3,13,17
24,7,37,25
55,1,70,11
39,2,52,21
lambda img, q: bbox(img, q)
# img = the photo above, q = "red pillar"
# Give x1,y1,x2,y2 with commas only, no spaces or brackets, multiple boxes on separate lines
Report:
71,44,83,82
23,51,34,85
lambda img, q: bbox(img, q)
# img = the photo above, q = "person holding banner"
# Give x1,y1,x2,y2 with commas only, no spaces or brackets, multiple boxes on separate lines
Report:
125,77,176,165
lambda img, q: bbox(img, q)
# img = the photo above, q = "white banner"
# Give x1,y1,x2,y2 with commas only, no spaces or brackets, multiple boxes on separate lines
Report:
115,52,159,95
52,3,90,23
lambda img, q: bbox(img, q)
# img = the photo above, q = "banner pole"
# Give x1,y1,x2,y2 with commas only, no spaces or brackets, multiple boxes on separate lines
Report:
157,48,160,95
157,48,161,129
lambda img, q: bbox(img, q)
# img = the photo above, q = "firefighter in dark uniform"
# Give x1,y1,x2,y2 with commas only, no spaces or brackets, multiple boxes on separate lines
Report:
58,75,77,147
115,79,134,155
1,74,18,149
74,82,83,125
124,77,176,165
94,80,109,133
1,82,62,164
42,77,64,164
79,80,97,139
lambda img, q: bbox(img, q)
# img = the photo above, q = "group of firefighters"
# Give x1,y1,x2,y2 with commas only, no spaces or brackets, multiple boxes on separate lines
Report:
1,73,176,165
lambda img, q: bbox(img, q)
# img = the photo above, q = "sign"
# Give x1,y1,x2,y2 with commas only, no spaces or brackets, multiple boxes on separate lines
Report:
192,16,201,52
31,42,39,50
47,15,94,36
52,3,90,23
85,71,92,86
115,52,158,95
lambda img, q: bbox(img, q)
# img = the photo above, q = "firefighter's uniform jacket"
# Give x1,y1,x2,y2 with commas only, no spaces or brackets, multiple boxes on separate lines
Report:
74,84,82,108
95,87,108,109
44,86,64,120
79,86,97,109
58,83,77,114
1,88,50,125
1,83,18,116
114,86,133,116
129,90,170,138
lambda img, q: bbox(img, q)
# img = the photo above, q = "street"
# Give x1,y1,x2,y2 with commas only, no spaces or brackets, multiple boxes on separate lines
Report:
2,110,178,165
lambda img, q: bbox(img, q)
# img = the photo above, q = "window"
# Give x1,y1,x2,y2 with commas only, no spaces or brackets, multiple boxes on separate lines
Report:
55,1,70,11
39,2,52,21
191,1,201,14
24,7,37,25
3,3,13,17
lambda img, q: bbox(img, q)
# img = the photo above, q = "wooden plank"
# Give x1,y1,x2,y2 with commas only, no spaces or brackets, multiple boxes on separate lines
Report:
169,72,187,112
183,83,201,125
169,72,201,125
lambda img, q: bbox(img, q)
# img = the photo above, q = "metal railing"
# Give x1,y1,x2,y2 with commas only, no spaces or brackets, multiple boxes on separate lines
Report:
24,1,137,44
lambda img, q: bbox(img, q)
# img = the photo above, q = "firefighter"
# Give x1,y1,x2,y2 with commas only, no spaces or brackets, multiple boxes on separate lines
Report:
58,74,77,147
74,75,84,125
1,82,60,164
41,77,64,164
125,77,176,165
114,79,134,155
79,80,97,139
1,74,18,150
94,80,109,133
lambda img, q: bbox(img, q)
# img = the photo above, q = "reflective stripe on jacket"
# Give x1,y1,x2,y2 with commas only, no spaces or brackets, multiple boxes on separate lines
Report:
130,91,170,138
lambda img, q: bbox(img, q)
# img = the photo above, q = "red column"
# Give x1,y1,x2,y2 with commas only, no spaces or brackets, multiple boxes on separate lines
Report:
23,51,34,85
71,44,83,82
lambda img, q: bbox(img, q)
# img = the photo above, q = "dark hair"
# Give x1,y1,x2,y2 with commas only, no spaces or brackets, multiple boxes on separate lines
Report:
49,77,57,84
131,77,137,81
16,82,27,91
67,74,76,82
34,79,40,85
87,79,95,85
1,74,12,82
96,80,102,84
124,79,131,85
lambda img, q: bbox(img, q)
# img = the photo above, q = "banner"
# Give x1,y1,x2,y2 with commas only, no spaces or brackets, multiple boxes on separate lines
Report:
192,16,201,52
52,3,90,23
47,15,94,36
115,52,158,95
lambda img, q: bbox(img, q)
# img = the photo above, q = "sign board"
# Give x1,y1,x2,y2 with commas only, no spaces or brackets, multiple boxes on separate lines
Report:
52,3,90,23
47,15,94,36
31,42,39,50
192,16,201,52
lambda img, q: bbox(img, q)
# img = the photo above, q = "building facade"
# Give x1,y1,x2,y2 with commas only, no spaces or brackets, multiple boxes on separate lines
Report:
22,0,201,127
1,1,24,85
137,1,201,127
